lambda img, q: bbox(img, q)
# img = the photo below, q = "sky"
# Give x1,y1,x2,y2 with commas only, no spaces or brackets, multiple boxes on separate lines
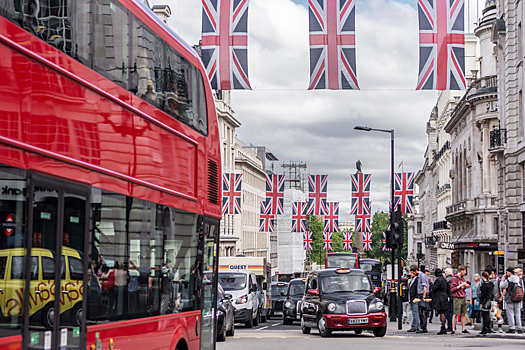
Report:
150,0,487,220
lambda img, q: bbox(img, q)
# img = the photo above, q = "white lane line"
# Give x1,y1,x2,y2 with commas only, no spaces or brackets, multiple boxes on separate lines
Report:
271,323,279,326
254,326,269,331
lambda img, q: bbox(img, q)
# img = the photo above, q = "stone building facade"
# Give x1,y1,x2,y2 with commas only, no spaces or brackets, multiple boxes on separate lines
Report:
411,34,479,271
493,0,525,270
444,3,499,276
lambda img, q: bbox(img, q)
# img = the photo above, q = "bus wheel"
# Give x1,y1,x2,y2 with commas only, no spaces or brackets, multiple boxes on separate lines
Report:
71,303,82,327
42,303,54,330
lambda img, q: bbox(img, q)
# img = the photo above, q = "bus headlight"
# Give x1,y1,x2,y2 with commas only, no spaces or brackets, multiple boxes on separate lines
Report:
328,303,337,312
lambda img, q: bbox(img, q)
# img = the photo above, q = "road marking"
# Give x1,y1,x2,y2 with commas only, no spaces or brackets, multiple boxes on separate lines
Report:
272,323,279,327
254,326,269,331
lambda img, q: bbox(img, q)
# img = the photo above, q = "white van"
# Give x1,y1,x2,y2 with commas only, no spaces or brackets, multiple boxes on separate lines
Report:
218,270,258,327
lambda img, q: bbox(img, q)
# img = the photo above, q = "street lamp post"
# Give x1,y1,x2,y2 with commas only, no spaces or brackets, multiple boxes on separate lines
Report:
354,126,402,331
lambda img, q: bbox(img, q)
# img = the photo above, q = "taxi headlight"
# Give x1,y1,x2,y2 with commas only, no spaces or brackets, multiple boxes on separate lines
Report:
369,301,384,312
328,303,337,312
284,301,293,309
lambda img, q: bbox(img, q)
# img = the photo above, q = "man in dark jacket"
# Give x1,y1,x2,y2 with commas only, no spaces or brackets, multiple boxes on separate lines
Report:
408,265,421,332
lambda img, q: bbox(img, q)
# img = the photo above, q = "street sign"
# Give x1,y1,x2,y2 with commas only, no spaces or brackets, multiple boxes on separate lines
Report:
495,251,505,255
3,214,15,236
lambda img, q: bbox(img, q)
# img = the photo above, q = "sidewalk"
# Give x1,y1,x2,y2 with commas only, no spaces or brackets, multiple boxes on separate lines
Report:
386,318,525,339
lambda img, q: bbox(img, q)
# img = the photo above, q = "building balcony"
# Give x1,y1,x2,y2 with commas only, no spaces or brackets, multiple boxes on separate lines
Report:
489,127,507,151
425,234,439,246
445,199,474,221
433,220,449,231
433,141,451,162
436,183,451,196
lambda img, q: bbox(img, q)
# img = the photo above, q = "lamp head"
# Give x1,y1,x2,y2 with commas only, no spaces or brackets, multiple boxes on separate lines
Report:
354,126,372,131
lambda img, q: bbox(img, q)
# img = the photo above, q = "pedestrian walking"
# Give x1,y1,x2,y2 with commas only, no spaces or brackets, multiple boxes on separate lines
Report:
426,269,434,324
431,268,450,334
499,267,524,334
445,268,454,332
479,271,494,335
416,265,430,333
407,265,421,332
450,265,470,334
471,273,481,330
487,266,502,332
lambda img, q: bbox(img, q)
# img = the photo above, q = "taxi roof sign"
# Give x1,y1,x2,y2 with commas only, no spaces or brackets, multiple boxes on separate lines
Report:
335,268,351,274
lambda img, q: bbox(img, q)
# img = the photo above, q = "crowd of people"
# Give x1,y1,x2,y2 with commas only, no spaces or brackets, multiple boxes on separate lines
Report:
404,264,524,335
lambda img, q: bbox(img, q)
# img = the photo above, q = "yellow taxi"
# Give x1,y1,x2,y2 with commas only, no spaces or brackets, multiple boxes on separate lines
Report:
0,247,84,329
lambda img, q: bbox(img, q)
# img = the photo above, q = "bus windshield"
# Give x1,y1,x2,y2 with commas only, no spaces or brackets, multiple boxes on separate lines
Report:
219,273,247,291
326,254,357,268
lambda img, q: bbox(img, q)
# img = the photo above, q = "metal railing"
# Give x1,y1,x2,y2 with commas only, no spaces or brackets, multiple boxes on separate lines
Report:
436,183,451,196
446,199,471,215
490,127,507,149
433,220,449,231
434,141,451,162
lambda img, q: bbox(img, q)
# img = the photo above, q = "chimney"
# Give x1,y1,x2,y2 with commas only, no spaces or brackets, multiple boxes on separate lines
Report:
152,5,171,24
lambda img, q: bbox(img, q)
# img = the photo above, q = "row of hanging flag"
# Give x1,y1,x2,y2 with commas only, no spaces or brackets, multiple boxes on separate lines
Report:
201,0,466,91
303,231,383,251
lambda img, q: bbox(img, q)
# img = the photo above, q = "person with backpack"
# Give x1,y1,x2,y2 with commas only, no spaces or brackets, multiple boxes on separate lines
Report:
499,267,524,334
479,271,494,335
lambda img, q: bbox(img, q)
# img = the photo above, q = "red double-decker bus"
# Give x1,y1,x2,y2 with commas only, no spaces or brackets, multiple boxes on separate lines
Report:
0,1,221,349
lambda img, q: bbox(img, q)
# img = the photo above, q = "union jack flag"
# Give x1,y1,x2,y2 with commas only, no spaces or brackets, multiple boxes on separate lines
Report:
382,232,392,251
343,232,353,251
308,0,359,90
303,231,313,251
323,232,333,251
324,202,339,233
222,173,242,214
417,0,465,90
356,213,371,233
394,172,415,214
266,174,285,215
350,173,371,215
201,0,251,90
259,200,275,232
307,174,328,215
292,202,308,233
363,232,372,251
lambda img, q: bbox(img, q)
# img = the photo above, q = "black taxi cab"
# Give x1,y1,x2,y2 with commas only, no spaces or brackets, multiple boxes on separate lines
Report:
300,268,387,337
268,282,288,319
282,278,306,324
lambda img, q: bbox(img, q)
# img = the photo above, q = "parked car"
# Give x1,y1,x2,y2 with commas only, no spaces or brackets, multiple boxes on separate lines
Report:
216,284,235,341
282,278,306,325
268,282,288,320
300,268,387,337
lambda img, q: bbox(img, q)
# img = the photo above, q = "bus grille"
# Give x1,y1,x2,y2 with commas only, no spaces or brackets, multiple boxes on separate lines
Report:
346,300,367,315
208,159,219,205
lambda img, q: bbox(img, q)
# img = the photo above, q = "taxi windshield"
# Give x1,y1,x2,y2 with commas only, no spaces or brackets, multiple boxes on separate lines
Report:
288,281,305,296
326,254,357,268
271,285,288,297
219,273,247,291
320,274,371,294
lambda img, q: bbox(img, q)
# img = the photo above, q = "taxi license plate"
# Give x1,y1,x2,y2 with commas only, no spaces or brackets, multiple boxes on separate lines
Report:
274,311,282,315
347,318,368,325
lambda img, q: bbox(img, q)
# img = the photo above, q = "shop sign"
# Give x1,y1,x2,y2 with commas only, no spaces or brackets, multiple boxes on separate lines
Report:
440,242,455,250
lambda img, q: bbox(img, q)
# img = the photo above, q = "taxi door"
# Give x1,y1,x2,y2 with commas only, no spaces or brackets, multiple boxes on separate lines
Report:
0,254,8,317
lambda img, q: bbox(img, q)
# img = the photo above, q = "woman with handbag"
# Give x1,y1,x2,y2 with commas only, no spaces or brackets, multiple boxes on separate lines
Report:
479,271,494,335
432,268,450,334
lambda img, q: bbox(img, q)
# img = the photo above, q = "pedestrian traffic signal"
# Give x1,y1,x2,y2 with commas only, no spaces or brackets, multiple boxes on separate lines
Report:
391,206,404,247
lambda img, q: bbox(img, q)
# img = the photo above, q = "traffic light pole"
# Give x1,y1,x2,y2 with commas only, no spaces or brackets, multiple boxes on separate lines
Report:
390,132,396,323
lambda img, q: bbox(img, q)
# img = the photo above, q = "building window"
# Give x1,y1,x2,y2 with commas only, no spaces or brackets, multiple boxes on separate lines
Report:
417,221,422,234
520,91,524,138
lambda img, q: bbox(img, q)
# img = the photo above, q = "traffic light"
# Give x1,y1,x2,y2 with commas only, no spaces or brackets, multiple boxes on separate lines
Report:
391,206,404,247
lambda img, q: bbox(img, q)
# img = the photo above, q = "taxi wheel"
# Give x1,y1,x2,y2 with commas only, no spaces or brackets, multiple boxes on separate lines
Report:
71,303,82,327
354,330,363,335
217,323,226,342
373,325,387,337
317,315,331,337
42,303,54,330
301,316,311,334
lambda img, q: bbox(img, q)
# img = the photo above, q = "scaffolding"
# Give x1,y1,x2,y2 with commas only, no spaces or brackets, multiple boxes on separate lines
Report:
281,161,308,191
